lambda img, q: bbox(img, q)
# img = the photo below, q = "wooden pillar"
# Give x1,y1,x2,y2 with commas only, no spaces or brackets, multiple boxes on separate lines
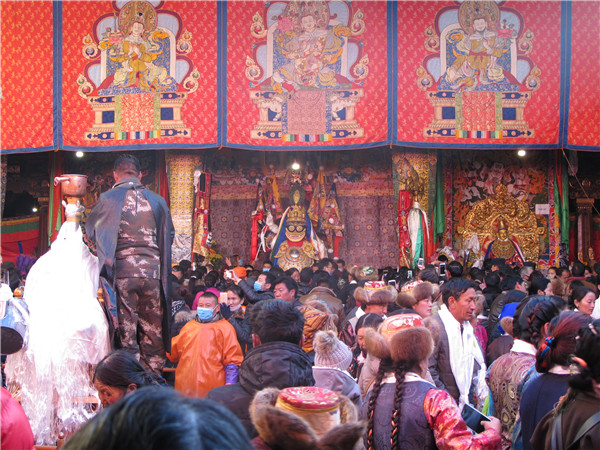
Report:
576,198,594,263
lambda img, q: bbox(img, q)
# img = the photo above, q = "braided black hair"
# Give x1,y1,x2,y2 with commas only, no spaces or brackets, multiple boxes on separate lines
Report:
570,319,600,391
556,319,600,414
366,359,389,450
390,362,409,450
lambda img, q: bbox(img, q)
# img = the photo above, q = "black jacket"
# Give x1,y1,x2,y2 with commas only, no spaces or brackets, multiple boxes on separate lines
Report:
206,341,314,437
238,279,275,304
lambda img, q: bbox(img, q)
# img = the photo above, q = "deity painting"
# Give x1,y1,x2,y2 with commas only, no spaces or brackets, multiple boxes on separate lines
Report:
78,0,200,141
99,7,176,93
246,0,369,141
417,0,541,139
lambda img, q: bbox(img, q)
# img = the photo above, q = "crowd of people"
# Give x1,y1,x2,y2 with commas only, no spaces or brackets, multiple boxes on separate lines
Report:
2,155,600,449
5,252,600,449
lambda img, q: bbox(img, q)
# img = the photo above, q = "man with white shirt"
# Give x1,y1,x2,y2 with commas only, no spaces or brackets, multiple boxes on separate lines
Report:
428,278,482,408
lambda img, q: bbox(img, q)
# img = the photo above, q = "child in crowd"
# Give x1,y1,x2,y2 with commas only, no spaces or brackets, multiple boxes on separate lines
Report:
167,291,243,397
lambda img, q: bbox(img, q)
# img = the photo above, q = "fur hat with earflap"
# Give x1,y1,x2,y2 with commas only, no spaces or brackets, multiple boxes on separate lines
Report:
250,387,365,450
354,281,397,306
364,313,434,364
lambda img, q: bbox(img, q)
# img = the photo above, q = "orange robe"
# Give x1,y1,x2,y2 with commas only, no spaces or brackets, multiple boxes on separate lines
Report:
167,319,243,397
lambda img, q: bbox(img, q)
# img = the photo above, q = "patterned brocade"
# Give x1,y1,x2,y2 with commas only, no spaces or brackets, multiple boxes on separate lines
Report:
424,388,502,449
486,352,536,447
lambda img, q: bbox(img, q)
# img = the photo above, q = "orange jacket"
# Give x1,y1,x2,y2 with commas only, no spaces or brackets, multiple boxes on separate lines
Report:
167,319,243,397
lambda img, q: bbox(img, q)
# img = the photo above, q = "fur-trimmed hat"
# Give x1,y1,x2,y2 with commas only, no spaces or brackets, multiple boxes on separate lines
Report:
250,387,365,450
313,331,353,371
364,313,434,364
397,281,440,310
354,282,397,306
351,265,379,282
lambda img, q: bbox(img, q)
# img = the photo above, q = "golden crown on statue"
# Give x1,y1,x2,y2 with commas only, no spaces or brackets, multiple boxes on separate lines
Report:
287,206,306,224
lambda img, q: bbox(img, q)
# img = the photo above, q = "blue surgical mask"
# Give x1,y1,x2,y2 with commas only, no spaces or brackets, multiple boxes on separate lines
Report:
254,281,263,292
238,259,244,266
262,268,270,272
197,306,215,321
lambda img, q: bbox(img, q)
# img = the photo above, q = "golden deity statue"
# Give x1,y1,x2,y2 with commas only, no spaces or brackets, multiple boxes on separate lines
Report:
458,184,545,264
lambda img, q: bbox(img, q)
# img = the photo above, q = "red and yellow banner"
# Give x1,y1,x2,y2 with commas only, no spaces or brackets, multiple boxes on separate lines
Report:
224,0,389,149
396,0,562,147
61,0,218,149
568,1,600,149
0,1,54,151
0,1,597,153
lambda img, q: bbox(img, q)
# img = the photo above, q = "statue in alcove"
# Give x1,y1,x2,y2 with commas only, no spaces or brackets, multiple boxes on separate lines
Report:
271,184,322,271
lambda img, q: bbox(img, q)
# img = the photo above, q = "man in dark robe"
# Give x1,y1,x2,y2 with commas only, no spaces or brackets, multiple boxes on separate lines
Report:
85,154,174,374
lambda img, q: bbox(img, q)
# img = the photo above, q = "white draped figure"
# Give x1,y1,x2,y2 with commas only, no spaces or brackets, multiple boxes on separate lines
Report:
6,203,110,445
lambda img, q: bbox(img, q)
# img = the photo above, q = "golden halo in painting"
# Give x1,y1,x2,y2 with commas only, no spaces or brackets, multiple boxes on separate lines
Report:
118,0,157,35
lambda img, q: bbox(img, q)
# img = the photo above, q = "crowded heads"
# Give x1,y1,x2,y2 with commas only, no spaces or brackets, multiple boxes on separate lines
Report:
62,387,251,450
273,276,298,302
249,299,304,345
441,278,478,322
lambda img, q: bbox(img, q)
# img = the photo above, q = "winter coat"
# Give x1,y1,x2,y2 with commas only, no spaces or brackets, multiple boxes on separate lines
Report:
428,314,478,405
229,308,253,355
167,318,243,397
300,286,346,328
532,391,600,450
1,387,35,450
487,290,526,345
206,340,314,438
312,366,362,409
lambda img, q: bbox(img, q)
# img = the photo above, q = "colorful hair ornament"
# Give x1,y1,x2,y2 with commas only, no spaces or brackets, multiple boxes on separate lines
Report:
539,343,551,359
545,336,555,347
571,356,588,368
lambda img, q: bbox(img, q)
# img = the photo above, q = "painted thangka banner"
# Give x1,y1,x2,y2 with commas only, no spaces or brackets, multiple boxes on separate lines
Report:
60,0,218,150
0,1,55,152
568,0,600,149
1,0,598,153
396,0,562,148
224,0,390,149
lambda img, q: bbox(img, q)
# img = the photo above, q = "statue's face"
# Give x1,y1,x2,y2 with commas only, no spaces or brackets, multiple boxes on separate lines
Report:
498,229,508,240
286,222,306,242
